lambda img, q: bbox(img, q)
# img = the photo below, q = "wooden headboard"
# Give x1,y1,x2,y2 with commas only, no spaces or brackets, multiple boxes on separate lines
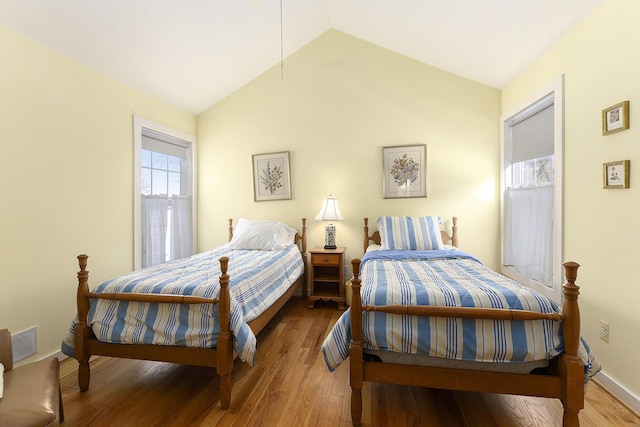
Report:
362,216,458,253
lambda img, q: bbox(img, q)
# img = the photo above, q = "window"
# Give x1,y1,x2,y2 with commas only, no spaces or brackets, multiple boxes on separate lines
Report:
133,116,197,269
141,149,182,196
500,76,564,303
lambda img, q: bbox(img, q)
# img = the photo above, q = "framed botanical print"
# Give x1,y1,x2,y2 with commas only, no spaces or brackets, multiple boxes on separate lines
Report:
382,144,426,198
602,101,629,135
603,160,630,189
252,151,291,201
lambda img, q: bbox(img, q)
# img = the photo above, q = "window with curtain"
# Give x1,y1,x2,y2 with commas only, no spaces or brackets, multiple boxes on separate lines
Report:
504,103,554,286
134,116,195,269
500,77,564,304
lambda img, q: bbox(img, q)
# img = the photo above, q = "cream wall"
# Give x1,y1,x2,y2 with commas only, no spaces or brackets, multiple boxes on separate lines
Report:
197,30,501,281
0,25,195,362
503,0,640,402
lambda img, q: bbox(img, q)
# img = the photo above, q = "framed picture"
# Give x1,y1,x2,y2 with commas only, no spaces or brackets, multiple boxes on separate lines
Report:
602,101,629,135
603,160,630,189
382,144,426,198
252,151,291,201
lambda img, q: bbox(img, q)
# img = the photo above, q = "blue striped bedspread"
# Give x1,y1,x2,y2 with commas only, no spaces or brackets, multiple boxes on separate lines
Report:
62,244,304,365
321,249,601,382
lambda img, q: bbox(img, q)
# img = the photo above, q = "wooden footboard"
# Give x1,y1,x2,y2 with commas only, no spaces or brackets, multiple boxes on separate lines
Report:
348,259,584,427
74,255,235,408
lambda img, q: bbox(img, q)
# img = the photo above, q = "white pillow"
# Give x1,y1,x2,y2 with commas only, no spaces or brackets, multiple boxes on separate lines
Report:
229,218,296,250
0,362,4,399
377,216,445,251
366,244,382,252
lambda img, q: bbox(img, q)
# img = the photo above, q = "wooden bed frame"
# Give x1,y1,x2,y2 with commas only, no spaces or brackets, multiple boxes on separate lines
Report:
73,218,307,409
349,217,584,426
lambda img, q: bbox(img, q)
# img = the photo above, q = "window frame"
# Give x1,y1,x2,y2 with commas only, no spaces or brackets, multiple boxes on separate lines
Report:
499,75,564,304
133,115,197,270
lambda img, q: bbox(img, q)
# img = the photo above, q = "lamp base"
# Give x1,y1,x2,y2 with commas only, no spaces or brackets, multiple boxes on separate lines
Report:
324,224,337,250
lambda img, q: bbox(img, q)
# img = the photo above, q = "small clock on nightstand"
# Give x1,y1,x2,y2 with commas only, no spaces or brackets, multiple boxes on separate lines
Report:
308,246,346,310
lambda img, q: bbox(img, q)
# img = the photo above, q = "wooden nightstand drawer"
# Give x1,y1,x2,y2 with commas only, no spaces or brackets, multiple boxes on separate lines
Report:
311,253,341,266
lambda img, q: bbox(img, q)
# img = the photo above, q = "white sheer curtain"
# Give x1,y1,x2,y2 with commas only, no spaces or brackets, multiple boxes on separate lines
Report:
141,195,168,268
503,185,554,286
170,195,192,261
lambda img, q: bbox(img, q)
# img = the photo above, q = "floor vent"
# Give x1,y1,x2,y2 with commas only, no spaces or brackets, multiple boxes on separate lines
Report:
12,326,37,362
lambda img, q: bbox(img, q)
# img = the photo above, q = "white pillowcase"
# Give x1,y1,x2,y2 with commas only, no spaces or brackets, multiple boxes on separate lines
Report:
366,244,382,252
229,218,296,250
0,362,4,399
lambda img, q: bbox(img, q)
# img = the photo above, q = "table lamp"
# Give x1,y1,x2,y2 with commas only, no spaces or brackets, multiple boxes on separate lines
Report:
314,195,344,249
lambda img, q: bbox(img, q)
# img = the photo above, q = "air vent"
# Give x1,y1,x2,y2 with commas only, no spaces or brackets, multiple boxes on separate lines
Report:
12,326,37,362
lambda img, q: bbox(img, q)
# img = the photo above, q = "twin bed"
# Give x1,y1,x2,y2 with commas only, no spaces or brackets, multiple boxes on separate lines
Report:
63,214,600,426
62,218,307,409
322,216,600,427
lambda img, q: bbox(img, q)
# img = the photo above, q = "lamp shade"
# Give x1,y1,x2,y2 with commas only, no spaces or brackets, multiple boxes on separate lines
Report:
314,195,344,221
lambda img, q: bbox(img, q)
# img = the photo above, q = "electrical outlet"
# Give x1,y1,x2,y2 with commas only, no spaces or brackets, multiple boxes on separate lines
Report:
600,320,609,343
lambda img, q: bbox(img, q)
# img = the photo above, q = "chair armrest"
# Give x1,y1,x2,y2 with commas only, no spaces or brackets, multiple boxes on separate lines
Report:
0,329,13,371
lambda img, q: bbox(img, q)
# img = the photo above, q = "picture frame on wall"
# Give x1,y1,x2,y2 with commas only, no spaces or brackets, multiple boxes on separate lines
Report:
603,160,630,189
252,151,291,201
602,101,629,135
382,144,427,198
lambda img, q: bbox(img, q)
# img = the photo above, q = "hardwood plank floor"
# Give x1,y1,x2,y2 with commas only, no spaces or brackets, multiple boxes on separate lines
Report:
59,297,640,426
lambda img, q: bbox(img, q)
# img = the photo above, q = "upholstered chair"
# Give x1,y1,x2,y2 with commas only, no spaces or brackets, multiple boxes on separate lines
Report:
0,329,64,426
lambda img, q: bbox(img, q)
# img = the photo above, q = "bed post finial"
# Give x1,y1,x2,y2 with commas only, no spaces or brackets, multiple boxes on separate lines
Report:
228,219,233,242
219,256,229,276
561,261,580,356
563,261,579,284
76,254,90,321
77,254,88,270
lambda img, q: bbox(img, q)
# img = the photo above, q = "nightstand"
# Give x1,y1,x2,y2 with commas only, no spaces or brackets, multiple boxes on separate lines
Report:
308,246,346,310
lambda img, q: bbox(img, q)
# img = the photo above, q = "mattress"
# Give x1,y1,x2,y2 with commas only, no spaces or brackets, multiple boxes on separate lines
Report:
363,350,549,374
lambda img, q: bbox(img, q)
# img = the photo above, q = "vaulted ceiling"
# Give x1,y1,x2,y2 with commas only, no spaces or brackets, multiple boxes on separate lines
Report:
0,0,604,115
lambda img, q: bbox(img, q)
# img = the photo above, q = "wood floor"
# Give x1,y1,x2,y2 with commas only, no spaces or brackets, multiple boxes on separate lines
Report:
59,297,640,426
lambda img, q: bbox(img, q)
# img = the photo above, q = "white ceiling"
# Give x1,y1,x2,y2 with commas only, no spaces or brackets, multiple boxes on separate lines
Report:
0,0,604,115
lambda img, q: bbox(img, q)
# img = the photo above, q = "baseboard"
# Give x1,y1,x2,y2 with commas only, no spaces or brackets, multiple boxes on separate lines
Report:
51,350,69,362
38,349,69,363
594,370,640,416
